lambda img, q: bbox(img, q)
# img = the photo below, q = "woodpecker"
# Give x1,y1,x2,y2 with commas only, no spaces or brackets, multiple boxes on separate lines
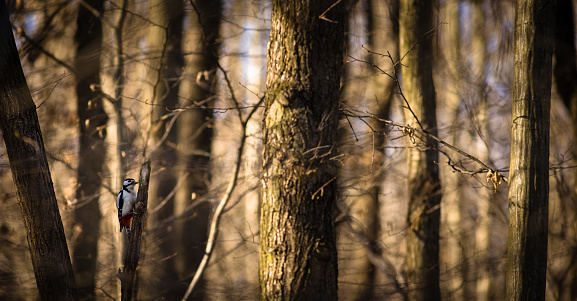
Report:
117,178,138,236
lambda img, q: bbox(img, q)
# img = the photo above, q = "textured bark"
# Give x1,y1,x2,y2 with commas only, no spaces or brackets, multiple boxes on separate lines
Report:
174,0,220,291
72,0,106,298
505,0,554,300
259,0,345,300
507,0,555,300
399,0,441,300
118,161,151,301
0,2,77,300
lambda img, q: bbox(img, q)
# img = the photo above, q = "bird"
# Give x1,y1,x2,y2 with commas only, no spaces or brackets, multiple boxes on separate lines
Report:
116,178,138,236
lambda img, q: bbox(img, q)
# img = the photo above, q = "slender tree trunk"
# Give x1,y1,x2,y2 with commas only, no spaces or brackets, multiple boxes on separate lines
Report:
204,1,265,298
338,3,377,300
399,0,441,300
141,0,183,298
72,0,106,298
259,0,345,299
505,0,554,300
99,0,128,298
471,0,491,299
439,0,464,298
174,0,220,295
0,2,77,299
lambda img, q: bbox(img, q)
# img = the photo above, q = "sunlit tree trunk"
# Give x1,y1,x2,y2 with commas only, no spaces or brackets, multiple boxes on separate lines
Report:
100,1,129,298
438,0,464,298
399,0,441,299
338,3,377,300
141,0,183,298
259,0,345,299
204,1,266,299
72,0,106,298
505,0,554,299
0,2,77,299
470,0,491,299
174,1,221,297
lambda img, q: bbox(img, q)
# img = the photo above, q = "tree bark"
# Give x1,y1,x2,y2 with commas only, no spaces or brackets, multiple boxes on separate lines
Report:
259,0,345,299
0,1,77,300
118,161,151,301
72,0,106,298
399,0,441,300
505,0,554,300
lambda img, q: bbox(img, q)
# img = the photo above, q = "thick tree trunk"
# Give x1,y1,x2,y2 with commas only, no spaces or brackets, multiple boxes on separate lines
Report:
399,0,441,300
505,0,554,300
0,2,77,300
72,0,106,298
259,0,345,299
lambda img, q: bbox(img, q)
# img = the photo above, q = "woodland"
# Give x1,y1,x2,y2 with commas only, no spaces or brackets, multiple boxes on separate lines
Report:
0,0,575,300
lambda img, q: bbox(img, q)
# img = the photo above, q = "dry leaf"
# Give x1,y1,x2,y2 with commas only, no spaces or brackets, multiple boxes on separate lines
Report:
486,169,503,191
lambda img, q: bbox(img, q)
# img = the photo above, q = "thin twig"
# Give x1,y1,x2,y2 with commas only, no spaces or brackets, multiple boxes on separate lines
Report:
181,97,263,300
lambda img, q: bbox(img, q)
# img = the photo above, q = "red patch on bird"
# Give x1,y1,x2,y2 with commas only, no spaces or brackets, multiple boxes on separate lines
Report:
121,214,134,231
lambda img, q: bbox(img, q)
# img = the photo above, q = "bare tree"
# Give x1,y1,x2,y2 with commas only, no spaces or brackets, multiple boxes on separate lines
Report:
0,1,77,299
259,0,346,299
141,0,184,298
174,0,221,294
72,0,106,298
505,0,554,300
399,0,441,299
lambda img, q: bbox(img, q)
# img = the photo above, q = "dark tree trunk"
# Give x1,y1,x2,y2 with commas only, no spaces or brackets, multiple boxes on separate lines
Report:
505,0,554,300
259,0,345,300
553,1,577,299
72,0,106,299
0,2,77,300
399,0,441,300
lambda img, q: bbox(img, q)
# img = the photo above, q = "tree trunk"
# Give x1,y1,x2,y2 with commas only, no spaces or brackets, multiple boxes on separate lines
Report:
174,0,220,296
99,0,128,298
505,0,554,300
141,0,183,297
470,0,491,299
259,0,345,299
399,0,441,300
72,0,106,298
0,2,77,299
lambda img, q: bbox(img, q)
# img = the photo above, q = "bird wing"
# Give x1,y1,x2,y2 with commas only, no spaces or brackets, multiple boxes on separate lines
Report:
117,190,124,231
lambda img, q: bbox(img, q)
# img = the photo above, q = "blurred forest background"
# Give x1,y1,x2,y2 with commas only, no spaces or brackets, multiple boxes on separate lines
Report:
0,0,576,300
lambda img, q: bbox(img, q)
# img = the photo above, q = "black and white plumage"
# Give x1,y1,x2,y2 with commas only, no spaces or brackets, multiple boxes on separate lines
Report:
116,178,138,235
